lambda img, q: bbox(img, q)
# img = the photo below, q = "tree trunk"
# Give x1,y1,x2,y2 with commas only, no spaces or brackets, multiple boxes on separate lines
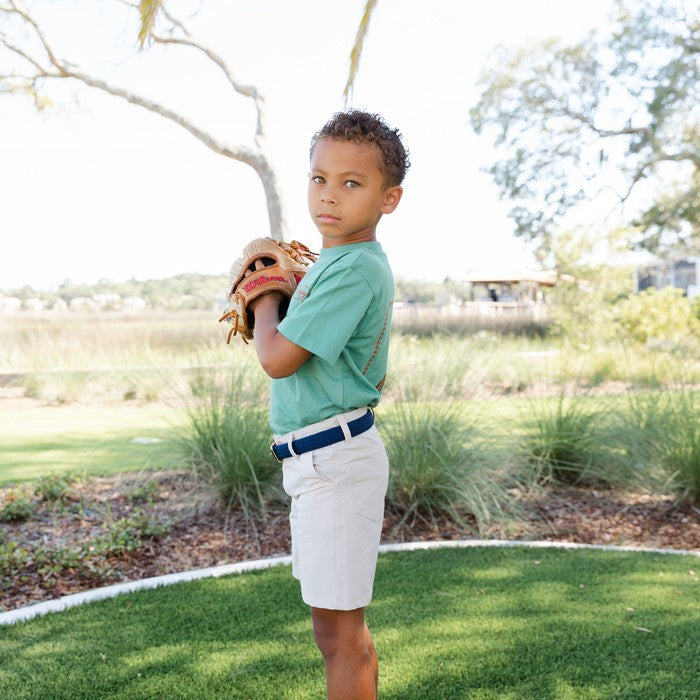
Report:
252,152,287,240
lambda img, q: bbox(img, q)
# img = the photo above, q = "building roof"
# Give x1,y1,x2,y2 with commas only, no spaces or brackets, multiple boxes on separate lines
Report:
461,269,558,287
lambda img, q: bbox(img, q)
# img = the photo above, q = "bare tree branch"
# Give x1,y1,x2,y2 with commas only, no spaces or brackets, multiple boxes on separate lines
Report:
0,1,287,238
1,35,51,74
559,106,650,139
122,2,267,151
7,0,63,68
151,34,266,146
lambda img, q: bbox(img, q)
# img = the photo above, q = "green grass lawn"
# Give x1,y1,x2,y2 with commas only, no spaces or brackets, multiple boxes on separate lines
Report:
0,405,186,484
1,546,698,699
0,393,655,486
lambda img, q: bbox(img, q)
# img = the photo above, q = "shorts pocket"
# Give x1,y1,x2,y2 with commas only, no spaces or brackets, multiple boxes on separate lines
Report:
283,449,335,498
351,459,388,523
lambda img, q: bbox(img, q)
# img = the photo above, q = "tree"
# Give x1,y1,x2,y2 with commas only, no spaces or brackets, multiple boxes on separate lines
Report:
469,0,699,255
0,0,287,239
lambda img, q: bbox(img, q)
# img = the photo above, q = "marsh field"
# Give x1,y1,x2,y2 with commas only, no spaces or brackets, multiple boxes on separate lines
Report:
1,309,699,612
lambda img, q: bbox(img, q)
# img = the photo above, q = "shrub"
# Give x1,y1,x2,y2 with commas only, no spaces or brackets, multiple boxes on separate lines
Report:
34,471,78,502
179,365,281,519
0,488,36,522
615,287,700,345
0,541,31,586
378,400,515,534
94,510,170,555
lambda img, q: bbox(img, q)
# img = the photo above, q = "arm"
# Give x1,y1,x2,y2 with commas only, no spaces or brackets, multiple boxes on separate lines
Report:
250,293,312,378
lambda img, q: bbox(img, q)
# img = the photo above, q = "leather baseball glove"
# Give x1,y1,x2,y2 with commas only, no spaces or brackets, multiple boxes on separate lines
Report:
219,237,317,344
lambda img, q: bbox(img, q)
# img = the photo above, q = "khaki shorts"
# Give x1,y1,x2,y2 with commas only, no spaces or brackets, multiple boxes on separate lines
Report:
275,408,389,611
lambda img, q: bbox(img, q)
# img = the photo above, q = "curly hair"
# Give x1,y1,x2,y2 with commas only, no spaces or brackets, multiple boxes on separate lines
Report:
310,110,410,187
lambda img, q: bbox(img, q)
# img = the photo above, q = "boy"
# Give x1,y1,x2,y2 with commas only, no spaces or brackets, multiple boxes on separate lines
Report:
249,110,409,699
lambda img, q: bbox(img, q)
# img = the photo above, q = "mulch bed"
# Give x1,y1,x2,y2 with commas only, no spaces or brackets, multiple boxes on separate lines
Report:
2,470,699,613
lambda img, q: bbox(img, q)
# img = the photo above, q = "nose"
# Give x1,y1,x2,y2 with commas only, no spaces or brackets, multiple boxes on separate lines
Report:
320,186,336,205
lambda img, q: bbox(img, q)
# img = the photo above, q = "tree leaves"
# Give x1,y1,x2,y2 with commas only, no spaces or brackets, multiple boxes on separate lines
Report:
470,0,699,255
137,0,164,49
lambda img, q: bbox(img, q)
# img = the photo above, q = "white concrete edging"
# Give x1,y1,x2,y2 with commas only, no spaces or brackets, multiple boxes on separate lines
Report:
2,539,697,627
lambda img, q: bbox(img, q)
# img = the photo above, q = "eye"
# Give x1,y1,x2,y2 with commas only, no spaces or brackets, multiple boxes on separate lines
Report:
311,175,324,184
345,180,360,188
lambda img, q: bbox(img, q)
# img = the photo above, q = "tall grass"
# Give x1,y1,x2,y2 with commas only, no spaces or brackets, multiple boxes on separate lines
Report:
615,389,700,504
378,398,516,535
0,311,227,371
384,335,482,402
177,360,280,520
3,313,697,405
517,393,618,487
392,307,551,337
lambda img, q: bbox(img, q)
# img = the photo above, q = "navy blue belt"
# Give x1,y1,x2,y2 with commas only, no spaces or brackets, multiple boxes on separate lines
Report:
271,409,374,462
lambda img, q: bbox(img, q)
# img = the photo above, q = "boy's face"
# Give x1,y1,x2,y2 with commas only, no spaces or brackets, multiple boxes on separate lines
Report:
308,138,402,248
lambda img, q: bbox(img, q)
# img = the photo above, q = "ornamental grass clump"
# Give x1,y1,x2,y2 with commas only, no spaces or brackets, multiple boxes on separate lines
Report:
180,362,281,520
518,394,616,487
378,399,515,534
615,388,700,504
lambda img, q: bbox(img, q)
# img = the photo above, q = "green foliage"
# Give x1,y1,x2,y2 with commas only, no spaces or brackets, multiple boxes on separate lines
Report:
0,507,171,589
615,286,700,344
470,0,699,253
126,480,160,504
691,294,700,322
0,488,36,522
1,273,229,311
394,278,469,304
34,471,78,502
0,540,31,585
179,365,280,519
539,228,635,342
94,510,170,555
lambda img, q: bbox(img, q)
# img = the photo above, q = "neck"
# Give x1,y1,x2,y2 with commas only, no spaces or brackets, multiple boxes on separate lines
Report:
322,230,378,249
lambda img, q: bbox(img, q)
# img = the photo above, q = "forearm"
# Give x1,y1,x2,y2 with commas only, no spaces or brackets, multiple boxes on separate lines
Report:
252,295,312,378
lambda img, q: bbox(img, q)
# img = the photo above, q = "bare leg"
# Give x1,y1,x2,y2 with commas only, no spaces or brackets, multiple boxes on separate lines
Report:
363,621,378,696
311,606,377,700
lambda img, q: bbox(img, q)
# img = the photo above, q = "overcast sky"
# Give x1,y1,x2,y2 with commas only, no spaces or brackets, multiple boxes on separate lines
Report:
1,0,622,290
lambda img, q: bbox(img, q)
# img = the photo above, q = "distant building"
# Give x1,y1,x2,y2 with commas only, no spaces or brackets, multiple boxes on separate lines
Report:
457,268,559,319
123,296,147,312
635,255,699,299
24,298,44,312
69,296,98,312
0,296,21,313
93,293,121,309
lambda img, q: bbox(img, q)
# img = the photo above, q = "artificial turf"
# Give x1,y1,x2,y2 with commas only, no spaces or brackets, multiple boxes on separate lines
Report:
1,545,698,699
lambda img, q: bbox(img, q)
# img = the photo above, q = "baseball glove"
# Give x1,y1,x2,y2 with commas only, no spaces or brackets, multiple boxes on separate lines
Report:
219,237,317,344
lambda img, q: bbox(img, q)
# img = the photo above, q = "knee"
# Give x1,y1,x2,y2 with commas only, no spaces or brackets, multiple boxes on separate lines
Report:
312,613,365,662
313,618,342,660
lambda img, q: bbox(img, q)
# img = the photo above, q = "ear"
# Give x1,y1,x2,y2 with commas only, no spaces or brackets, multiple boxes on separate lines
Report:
381,185,403,215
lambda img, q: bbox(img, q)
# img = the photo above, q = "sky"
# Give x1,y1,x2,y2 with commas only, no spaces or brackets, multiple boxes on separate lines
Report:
0,0,622,290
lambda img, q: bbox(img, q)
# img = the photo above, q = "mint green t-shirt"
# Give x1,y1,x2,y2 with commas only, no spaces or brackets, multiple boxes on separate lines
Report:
270,241,394,435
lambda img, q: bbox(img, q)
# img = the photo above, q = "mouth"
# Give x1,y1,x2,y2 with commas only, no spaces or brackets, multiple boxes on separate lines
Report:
317,213,340,223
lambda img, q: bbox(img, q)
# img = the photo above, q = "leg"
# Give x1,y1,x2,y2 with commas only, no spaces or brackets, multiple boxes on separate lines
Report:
311,606,377,700
363,621,379,696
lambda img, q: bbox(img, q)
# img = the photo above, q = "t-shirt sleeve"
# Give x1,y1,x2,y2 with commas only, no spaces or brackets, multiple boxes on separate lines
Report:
277,264,373,365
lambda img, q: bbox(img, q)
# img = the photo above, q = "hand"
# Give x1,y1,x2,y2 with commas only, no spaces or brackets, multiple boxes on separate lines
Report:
245,259,284,313
248,290,283,314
